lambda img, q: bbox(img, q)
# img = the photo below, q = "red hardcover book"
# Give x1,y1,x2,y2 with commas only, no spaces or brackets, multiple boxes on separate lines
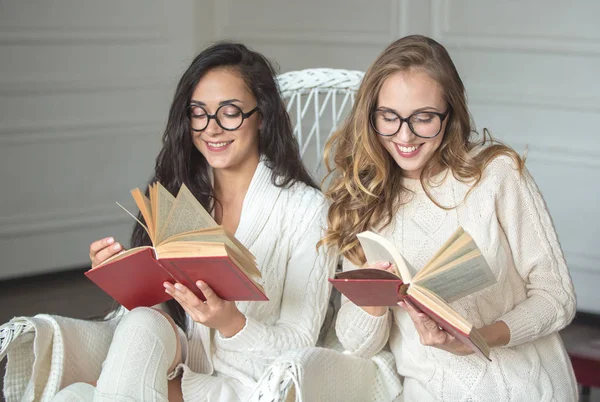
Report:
329,227,496,361
86,182,267,310
86,245,267,311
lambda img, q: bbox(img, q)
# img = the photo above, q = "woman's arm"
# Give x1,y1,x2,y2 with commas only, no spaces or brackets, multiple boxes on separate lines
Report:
214,194,337,357
335,258,393,359
493,158,576,347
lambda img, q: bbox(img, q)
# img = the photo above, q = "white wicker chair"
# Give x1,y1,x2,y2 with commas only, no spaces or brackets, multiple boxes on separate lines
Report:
278,68,363,180
0,69,403,402
247,69,402,402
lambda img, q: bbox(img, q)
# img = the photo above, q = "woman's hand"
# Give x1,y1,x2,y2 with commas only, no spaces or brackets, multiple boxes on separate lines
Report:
164,280,246,338
360,261,396,317
89,237,123,268
398,299,472,355
398,299,511,356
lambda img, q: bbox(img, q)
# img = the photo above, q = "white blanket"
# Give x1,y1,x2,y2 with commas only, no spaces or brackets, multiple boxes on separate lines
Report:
3,314,119,402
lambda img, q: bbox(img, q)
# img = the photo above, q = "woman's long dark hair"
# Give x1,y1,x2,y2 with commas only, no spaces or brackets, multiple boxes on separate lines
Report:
121,42,316,331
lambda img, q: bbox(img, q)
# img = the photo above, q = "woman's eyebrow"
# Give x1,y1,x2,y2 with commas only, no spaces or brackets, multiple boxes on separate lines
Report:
377,105,441,113
189,98,244,106
219,98,243,105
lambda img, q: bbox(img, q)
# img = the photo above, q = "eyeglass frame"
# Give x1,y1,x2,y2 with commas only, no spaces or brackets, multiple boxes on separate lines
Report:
370,107,451,139
187,103,259,132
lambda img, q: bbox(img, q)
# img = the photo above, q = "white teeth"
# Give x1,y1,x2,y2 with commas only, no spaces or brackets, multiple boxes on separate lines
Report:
208,141,233,148
398,145,419,153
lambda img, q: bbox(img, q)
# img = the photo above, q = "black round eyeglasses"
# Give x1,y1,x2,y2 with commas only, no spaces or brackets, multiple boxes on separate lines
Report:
370,108,450,138
187,103,258,132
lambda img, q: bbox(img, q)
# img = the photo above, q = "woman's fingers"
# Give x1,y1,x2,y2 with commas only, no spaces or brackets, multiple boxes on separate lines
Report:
89,237,114,258
399,299,422,322
362,261,394,271
399,300,446,346
164,282,208,315
90,238,122,268
196,281,221,304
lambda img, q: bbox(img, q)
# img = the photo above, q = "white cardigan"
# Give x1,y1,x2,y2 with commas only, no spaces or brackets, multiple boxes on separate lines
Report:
178,160,336,400
3,160,336,402
336,154,578,402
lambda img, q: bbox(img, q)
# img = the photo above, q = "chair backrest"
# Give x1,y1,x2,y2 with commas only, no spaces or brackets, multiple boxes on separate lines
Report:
276,68,364,179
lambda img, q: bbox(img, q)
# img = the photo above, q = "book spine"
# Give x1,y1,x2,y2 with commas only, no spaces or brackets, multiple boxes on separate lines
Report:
398,283,409,297
152,250,190,287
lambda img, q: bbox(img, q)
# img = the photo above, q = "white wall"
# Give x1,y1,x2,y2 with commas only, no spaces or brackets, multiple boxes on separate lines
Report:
1,1,598,313
0,1,197,279
202,0,600,313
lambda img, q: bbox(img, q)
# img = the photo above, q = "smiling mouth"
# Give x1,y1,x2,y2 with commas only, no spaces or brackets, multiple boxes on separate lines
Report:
393,142,424,157
397,144,421,153
204,140,234,149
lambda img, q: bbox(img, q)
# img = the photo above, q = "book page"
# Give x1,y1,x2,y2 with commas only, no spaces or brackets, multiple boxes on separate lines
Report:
154,183,176,244
130,188,155,243
417,232,476,279
227,252,264,289
414,227,465,281
357,231,412,282
158,184,217,244
408,284,472,335
164,230,255,262
414,250,496,303
158,241,262,283
150,183,157,230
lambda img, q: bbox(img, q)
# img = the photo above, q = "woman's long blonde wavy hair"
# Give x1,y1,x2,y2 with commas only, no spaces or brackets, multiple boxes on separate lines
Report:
319,35,524,266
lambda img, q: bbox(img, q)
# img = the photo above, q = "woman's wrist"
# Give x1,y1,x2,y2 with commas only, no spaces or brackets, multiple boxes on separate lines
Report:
218,311,247,338
361,306,389,317
479,320,510,348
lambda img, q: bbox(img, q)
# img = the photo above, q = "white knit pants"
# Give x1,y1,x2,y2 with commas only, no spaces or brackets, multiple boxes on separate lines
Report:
51,307,179,402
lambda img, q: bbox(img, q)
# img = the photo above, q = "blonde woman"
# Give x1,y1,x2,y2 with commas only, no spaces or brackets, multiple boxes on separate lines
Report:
321,35,577,401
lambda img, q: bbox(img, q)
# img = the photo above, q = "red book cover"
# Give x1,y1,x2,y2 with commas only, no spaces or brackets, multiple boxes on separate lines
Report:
328,277,405,306
329,268,407,306
85,247,268,311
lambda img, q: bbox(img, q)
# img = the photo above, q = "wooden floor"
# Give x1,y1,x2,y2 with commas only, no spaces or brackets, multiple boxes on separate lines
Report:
0,268,599,401
0,267,115,325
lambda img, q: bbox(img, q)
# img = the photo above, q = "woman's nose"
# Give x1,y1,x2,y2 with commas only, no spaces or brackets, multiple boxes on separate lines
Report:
204,117,224,135
396,120,415,142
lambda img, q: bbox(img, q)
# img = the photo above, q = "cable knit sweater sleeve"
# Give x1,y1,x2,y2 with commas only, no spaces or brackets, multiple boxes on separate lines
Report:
335,259,392,358
215,189,335,357
493,157,577,347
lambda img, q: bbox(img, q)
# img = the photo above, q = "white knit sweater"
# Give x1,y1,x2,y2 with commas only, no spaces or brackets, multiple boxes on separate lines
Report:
178,160,336,400
335,154,578,402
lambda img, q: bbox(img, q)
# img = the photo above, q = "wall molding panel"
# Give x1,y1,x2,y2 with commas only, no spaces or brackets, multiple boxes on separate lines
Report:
0,77,172,96
0,121,165,144
431,0,600,55
0,204,136,237
0,0,196,279
214,0,401,45
0,26,168,45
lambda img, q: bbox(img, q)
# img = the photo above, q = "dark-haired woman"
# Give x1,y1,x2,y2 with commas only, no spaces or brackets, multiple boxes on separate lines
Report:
53,42,335,402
